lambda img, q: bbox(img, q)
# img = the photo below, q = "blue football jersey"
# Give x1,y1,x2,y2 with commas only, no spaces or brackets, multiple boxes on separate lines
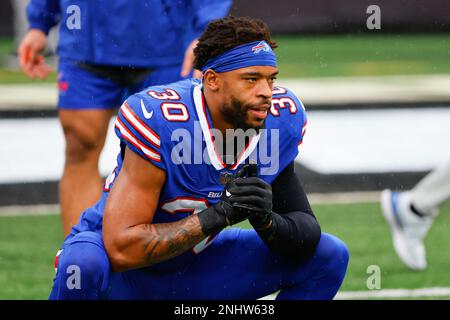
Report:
73,78,307,254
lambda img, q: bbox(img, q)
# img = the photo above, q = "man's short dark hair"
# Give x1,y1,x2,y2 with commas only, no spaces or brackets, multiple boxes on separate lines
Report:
194,16,278,71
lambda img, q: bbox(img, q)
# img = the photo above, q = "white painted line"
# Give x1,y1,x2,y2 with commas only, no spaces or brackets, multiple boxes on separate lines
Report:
0,191,381,217
0,204,59,216
0,84,57,110
3,75,450,109
259,287,450,300
278,75,450,105
307,191,380,204
336,287,450,300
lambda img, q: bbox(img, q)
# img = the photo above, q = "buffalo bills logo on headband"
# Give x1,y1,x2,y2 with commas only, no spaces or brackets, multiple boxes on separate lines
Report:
202,41,277,73
252,41,271,54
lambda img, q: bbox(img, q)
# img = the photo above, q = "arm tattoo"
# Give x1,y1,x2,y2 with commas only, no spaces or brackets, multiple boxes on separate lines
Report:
142,214,206,265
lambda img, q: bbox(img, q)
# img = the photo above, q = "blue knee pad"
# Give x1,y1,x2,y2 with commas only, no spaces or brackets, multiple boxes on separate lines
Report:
49,232,111,300
314,233,350,283
275,232,349,300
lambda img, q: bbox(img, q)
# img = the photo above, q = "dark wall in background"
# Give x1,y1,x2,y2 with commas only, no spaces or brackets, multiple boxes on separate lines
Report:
230,0,450,34
0,1,13,37
0,0,450,37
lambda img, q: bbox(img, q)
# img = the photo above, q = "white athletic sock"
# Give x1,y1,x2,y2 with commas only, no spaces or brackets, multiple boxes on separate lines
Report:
409,160,450,216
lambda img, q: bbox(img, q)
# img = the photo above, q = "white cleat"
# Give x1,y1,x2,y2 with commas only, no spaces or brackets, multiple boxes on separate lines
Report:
380,189,433,271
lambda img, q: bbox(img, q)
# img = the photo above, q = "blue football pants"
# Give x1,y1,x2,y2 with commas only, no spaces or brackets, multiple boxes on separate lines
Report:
49,228,349,300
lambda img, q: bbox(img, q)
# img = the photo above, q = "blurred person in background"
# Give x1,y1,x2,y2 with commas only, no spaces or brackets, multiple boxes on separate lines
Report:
381,160,450,271
17,0,231,236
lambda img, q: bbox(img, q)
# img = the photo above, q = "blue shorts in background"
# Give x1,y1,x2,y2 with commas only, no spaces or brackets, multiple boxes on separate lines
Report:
57,60,186,110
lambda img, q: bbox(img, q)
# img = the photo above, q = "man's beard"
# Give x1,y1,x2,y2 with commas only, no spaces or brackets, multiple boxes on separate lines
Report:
220,96,267,133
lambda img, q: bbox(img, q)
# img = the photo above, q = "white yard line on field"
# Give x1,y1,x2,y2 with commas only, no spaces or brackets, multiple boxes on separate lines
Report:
307,191,380,204
0,191,381,217
335,287,450,299
259,287,450,300
0,204,59,216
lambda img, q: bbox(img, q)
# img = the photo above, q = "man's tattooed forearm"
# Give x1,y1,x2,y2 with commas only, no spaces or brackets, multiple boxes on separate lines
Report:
143,215,205,264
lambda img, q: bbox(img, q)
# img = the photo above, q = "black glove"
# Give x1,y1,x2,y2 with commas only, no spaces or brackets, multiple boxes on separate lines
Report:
215,164,259,225
197,165,259,235
228,173,273,230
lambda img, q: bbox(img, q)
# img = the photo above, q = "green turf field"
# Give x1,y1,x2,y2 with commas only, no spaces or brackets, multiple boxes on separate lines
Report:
1,201,449,300
1,33,450,83
275,33,450,78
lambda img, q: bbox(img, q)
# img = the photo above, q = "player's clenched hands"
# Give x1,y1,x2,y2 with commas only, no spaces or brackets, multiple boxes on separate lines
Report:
228,177,273,229
18,29,52,80
199,177,256,233
197,166,273,236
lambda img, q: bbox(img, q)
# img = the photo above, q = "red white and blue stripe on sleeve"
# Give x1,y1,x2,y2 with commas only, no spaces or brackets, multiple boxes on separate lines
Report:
299,117,307,146
114,98,165,170
296,97,307,147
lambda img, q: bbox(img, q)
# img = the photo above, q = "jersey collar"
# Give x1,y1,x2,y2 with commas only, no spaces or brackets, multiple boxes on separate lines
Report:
192,84,260,171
